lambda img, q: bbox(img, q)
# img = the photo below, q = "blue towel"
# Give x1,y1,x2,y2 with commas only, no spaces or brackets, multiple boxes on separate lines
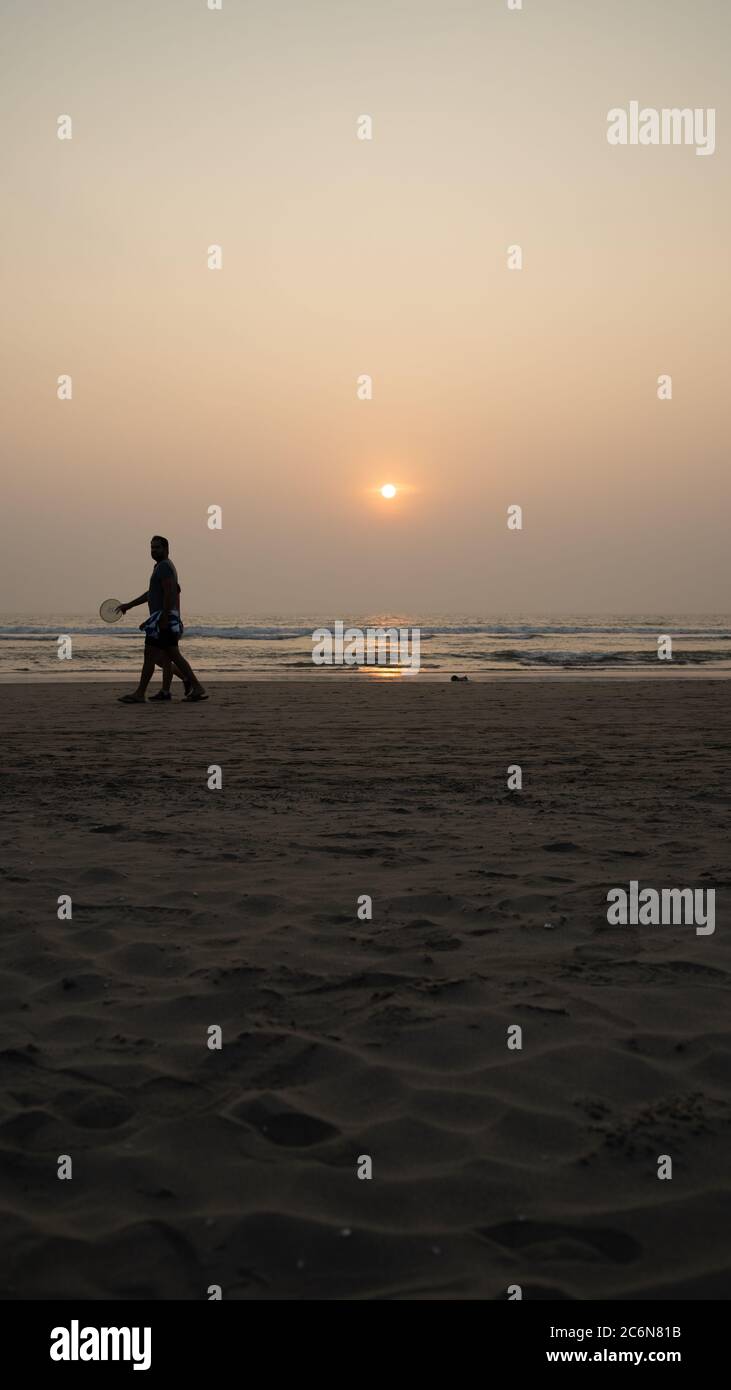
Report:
139,609,183,642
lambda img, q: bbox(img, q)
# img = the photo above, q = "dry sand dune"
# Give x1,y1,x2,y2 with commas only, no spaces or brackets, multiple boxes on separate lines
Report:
0,681,729,1299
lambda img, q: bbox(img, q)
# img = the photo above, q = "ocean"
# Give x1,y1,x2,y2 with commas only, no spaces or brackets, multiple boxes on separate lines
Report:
1,615,729,679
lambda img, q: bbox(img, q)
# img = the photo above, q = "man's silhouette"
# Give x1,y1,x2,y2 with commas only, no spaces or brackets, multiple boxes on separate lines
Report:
117,535,208,704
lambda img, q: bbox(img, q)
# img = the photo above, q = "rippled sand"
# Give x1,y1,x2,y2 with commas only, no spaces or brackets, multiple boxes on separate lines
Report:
1,681,729,1299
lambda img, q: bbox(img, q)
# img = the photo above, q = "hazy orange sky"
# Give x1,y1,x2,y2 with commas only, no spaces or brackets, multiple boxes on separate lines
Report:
1,0,729,614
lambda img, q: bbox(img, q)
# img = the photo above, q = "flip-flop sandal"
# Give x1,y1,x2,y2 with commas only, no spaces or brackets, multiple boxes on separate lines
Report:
118,694,146,704
148,691,172,701
185,690,209,702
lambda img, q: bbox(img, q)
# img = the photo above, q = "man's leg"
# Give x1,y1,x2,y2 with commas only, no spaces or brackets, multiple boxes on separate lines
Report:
169,648,206,697
148,653,174,700
137,644,161,696
119,643,159,703
161,657,174,693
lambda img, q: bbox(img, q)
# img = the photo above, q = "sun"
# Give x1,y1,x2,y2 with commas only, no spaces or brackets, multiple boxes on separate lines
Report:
380,483,397,499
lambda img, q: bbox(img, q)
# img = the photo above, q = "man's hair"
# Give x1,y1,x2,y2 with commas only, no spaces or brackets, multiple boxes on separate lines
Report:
151,535,169,551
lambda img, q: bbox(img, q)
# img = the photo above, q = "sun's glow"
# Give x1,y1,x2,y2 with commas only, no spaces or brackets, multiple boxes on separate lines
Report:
380,483,397,499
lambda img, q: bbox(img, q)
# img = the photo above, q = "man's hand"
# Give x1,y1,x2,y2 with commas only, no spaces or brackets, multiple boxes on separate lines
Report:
116,603,129,615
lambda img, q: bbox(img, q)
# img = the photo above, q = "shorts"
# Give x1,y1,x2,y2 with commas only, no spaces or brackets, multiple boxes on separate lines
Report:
145,630,179,651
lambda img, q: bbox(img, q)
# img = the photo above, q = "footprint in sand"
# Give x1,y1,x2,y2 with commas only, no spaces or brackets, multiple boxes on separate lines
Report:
232,1096,338,1147
61,1092,135,1129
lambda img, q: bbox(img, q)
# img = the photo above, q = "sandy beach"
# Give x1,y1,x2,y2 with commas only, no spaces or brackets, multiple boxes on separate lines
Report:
1,680,729,1300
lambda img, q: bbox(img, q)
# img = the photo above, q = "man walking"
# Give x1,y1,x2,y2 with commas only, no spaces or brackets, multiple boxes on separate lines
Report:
117,536,208,704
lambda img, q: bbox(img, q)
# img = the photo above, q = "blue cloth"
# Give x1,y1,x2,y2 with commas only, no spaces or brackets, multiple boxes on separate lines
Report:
139,609,183,643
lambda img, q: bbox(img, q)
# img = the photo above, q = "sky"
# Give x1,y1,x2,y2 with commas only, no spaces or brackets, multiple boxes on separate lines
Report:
1,0,729,615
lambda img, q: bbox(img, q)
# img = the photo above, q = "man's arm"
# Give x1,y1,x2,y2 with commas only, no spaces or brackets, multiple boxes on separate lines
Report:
117,592,148,615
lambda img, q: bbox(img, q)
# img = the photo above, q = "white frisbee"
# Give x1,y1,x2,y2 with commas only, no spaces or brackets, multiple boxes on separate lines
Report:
100,598,124,623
